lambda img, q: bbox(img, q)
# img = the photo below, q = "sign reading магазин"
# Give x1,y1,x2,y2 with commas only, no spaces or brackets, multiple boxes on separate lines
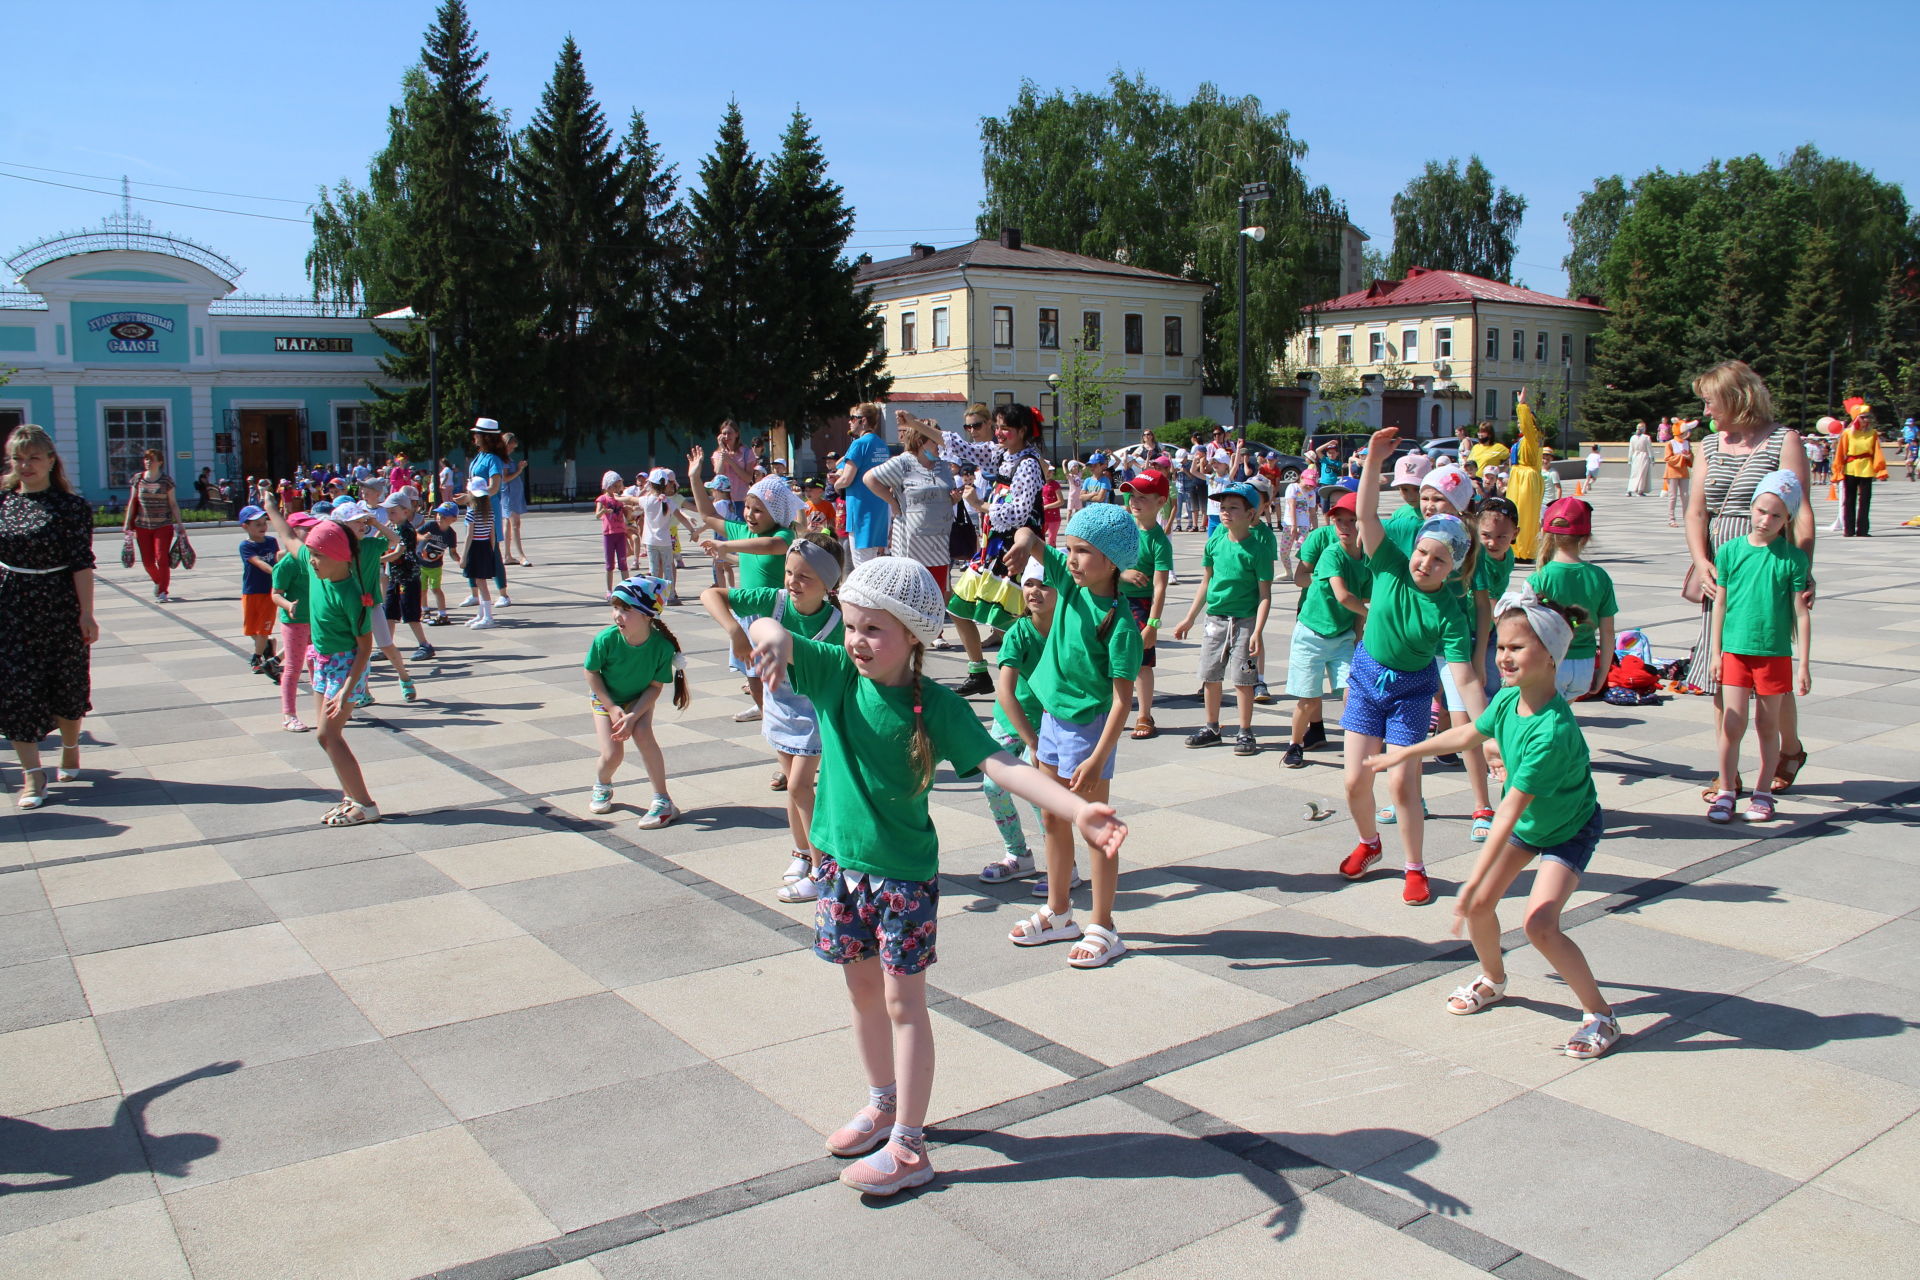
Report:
274,336,353,353
87,310,176,354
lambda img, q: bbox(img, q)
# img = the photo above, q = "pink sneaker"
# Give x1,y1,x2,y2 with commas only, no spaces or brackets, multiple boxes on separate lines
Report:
825,1104,895,1157
840,1136,935,1195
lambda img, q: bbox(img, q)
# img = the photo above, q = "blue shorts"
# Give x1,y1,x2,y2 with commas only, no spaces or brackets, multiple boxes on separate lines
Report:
1556,656,1596,701
1511,805,1604,875
1286,622,1356,699
1437,641,1500,712
812,857,938,976
1036,711,1115,781
762,685,821,757
1340,642,1440,747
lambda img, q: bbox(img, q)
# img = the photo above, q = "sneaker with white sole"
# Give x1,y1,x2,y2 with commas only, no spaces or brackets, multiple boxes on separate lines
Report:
636,796,678,830
840,1135,935,1196
732,706,762,722
496,594,512,607
588,783,614,814
458,595,477,607
468,618,497,629
825,1103,897,1157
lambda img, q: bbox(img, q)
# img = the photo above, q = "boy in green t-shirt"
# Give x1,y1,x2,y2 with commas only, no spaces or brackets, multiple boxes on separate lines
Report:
1708,471,1813,824
1117,468,1174,739
687,447,800,722
1174,482,1275,755
978,560,1057,885
1282,491,1368,768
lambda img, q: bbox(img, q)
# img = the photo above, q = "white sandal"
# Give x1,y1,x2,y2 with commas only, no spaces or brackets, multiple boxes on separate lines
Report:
321,799,381,827
1067,923,1127,969
15,766,48,810
1009,909,1081,947
1565,1012,1622,1059
1445,974,1507,1015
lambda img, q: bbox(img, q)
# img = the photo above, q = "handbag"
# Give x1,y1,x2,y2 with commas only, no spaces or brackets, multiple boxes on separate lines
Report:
1679,436,1774,605
948,499,979,563
120,534,135,568
170,536,197,571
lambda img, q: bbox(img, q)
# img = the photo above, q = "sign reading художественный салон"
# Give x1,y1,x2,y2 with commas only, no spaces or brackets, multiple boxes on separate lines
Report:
274,336,354,353
86,310,175,354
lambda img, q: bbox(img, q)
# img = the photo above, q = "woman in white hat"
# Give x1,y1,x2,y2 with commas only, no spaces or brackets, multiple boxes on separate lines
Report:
464,419,513,608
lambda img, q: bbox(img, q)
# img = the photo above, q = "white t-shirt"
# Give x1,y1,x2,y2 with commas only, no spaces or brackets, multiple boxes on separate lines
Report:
1282,482,1315,527
1586,451,1603,475
640,494,675,547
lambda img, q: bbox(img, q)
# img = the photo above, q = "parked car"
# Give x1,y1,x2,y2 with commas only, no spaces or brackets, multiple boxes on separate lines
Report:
1422,440,1462,463
1243,444,1309,483
1304,432,1418,475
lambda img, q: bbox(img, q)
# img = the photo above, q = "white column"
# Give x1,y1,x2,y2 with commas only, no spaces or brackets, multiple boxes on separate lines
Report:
190,381,214,483
51,383,80,486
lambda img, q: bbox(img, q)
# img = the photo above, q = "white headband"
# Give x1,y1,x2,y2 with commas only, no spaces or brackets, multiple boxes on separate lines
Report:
1495,580,1574,666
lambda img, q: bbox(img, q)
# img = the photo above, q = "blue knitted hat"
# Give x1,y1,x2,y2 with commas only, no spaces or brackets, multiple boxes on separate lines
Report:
1065,502,1141,571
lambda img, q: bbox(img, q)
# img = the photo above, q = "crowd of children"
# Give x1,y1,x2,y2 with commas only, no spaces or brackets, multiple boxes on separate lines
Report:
148,390,1836,1199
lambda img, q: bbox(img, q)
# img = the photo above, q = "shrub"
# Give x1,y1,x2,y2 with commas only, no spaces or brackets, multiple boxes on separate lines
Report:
1244,422,1305,456
1162,416,1220,444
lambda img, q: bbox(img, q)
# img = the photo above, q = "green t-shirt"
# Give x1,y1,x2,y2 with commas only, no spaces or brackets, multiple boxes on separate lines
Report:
1202,523,1277,618
584,624,677,706
1474,685,1598,848
354,531,389,598
724,519,795,591
1298,531,1369,639
1527,560,1618,659
271,552,309,627
1297,524,1340,568
1121,520,1173,600
993,617,1045,741
1029,542,1144,725
789,636,1001,882
301,539,384,657
725,586,843,646
1362,539,1472,671
1384,502,1424,556
1715,536,1810,658
1473,546,1516,603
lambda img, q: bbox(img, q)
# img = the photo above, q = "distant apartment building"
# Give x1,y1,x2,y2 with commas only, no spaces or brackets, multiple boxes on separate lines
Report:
1287,266,1609,438
854,230,1212,453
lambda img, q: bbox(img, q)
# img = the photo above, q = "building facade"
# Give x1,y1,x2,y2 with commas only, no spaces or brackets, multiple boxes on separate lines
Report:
1287,266,1609,438
1,214,407,503
855,230,1212,453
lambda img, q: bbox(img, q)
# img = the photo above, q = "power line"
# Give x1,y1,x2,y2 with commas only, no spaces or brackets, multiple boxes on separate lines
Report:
0,159,312,205
0,171,312,224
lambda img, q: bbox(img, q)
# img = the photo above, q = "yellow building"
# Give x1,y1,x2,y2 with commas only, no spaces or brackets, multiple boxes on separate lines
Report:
1287,267,1610,438
855,230,1211,451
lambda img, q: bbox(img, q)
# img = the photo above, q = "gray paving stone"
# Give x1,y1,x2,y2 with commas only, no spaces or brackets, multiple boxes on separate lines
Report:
1809,916,1920,994
0,867,49,916
0,907,67,968
1146,903,1448,1005
1684,967,1920,1088
377,807,564,853
472,864,706,935
215,825,417,878
54,881,274,955
135,1040,453,1189
248,853,461,918
93,973,380,1091
536,900,792,988
0,955,90,1034
0,1095,160,1235
391,992,706,1119
1357,1091,1793,1280
466,1064,823,1232
1502,914,1791,1021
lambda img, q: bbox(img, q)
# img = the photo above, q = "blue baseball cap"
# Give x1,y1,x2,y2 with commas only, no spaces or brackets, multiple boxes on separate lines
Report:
1215,482,1262,509
237,504,266,523
433,502,458,517
310,500,335,516
1087,451,1109,466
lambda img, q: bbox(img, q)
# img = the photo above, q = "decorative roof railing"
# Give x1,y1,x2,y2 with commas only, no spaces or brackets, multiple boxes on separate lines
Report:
7,211,244,282
0,289,47,310
209,296,370,318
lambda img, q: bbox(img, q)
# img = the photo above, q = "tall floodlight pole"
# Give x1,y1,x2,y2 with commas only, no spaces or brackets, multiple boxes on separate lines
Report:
1237,181,1273,432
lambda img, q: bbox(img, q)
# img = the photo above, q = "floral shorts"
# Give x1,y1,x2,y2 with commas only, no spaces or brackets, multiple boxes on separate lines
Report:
811,856,939,976
313,650,358,700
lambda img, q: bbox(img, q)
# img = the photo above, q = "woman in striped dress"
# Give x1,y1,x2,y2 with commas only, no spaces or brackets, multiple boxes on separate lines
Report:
1683,361,1815,795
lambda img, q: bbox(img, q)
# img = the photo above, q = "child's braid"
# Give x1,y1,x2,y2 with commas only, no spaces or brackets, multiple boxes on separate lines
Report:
653,617,692,710
907,644,934,791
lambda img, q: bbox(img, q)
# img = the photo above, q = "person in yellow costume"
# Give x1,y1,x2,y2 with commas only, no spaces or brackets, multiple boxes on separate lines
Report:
1509,387,1546,560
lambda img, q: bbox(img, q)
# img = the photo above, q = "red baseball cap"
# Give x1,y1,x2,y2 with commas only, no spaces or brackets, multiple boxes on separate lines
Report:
1121,468,1170,498
1328,491,1359,516
1542,496,1593,536
306,519,354,562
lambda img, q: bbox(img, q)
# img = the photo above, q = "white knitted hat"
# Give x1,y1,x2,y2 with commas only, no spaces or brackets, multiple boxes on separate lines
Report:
839,556,946,647
748,475,800,527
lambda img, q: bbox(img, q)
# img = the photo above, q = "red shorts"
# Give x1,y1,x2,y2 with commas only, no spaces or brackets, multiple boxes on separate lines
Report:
1720,652,1792,695
242,592,277,638
927,563,948,593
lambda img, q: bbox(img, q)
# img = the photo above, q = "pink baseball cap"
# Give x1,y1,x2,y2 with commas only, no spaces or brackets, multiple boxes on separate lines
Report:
1421,463,1474,514
1391,453,1433,487
286,512,320,530
306,519,354,562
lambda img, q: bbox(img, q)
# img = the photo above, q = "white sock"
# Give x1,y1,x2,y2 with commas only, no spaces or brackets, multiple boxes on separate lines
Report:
478,600,493,622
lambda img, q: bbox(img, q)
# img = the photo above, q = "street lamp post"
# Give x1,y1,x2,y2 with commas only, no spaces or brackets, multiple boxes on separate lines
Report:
1236,181,1272,433
1561,354,1573,456
427,327,441,502
1046,372,1061,461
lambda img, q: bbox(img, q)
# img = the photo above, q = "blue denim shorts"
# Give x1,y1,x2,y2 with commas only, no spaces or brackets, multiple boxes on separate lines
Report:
1511,805,1604,875
1036,711,1114,780
761,685,821,757
1340,642,1440,747
812,856,939,976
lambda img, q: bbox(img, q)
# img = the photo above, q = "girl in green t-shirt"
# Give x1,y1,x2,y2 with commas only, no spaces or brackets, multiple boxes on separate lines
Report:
746,556,1128,1197
1529,497,1617,701
1004,506,1144,970
687,446,799,722
586,575,689,832
699,532,847,900
1363,584,1619,1060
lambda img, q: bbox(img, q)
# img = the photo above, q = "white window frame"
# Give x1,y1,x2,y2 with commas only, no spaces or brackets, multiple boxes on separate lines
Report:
992,305,1013,349
1335,332,1353,364
1163,394,1182,424
1434,326,1453,359
1123,312,1145,356
1401,328,1419,363
1306,335,1321,366
1163,315,1183,357
334,404,381,467
1512,328,1524,360
900,310,917,352
1535,331,1548,362
1484,388,1499,419
1485,327,1500,360
102,402,169,490
1081,310,1103,351
1038,307,1059,350
1561,333,1573,363
931,306,950,349
1368,331,1385,363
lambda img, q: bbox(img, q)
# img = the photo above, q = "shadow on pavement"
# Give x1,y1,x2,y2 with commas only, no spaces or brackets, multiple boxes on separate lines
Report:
0,1062,239,1195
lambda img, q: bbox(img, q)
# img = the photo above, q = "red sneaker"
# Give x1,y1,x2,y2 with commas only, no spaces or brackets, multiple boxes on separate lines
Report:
1403,867,1433,906
1339,841,1383,880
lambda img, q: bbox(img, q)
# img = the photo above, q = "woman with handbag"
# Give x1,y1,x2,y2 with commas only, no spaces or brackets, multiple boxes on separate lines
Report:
1682,360,1814,795
2,425,98,809
122,448,186,602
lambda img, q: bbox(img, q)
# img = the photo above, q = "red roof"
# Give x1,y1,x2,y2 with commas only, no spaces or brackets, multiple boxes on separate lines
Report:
1304,266,1608,315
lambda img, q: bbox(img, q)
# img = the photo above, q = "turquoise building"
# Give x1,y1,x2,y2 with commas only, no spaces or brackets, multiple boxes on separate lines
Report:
1,213,410,503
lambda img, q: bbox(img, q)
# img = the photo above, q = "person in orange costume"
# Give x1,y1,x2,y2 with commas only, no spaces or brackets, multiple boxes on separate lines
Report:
1836,397,1888,537
1509,388,1546,561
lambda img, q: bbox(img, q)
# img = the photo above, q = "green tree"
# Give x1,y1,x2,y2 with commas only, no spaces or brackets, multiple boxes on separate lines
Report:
1360,246,1392,287
759,108,890,435
1563,175,1628,299
1582,260,1680,438
1860,257,1920,416
1387,156,1527,282
510,36,625,456
1055,339,1122,446
306,0,526,457
681,101,767,422
976,73,1347,403
606,109,690,456
1774,227,1847,429
1311,365,1368,432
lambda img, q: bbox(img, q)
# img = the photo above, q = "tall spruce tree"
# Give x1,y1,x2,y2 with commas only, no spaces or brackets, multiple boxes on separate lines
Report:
1582,261,1679,437
1774,227,1847,429
1856,256,1920,414
511,36,624,455
608,110,689,454
760,108,888,437
682,102,767,422
307,0,525,457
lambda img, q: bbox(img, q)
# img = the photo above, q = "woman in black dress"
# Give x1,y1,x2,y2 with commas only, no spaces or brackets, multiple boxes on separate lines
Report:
0,424,98,809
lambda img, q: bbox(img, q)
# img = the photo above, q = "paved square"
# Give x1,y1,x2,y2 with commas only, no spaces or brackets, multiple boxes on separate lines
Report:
4,485,1919,1278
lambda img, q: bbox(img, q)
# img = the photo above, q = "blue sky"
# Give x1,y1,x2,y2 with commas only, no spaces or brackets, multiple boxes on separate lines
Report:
5,0,1915,299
